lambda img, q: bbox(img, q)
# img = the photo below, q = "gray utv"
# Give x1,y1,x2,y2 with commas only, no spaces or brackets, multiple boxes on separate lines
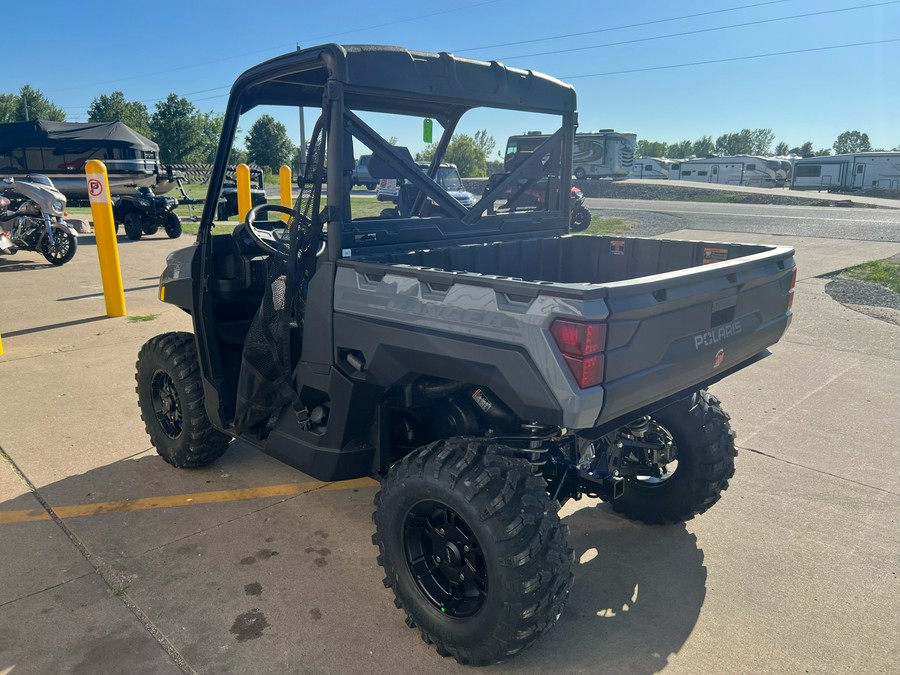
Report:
136,44,795,666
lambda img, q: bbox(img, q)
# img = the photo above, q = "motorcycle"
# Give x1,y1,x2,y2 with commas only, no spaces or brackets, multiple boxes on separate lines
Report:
569,185,592,232
0,175,79,265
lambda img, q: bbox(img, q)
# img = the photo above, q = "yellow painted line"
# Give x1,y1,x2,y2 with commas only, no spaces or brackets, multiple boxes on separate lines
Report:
0,477,379,525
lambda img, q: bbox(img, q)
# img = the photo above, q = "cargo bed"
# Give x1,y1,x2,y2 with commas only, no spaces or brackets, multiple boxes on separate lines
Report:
336,234,796,428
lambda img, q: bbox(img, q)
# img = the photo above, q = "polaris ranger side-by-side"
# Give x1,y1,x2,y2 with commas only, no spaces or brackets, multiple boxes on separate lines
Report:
136,44,795,666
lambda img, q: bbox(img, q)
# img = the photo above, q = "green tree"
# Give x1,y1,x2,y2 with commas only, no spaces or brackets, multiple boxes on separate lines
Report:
87,91,152,137
473,129,496,158
150,94,222,163
151,94,200,162
416,132,494,177
814,148,832,156
774,141,790,156
197,112,224,163
0,93,17,123
637,140,668,158
444,135,487,177
245,114,295,172
691,136,715,157
751,128,775,155
833,130,872,155
229,146,249,166
716,129,754,155
789,141,815,156
0,86,65,122
668,139,693,158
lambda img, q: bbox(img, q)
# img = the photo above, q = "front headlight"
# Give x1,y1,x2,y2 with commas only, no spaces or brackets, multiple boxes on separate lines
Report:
138,199,151,208
165,197,177,208
50,199,64,215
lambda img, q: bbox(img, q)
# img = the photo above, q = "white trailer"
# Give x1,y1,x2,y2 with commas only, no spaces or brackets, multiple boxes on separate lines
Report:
504,129,637,180
791,152,900,191
629,157,673,179
668,155,781,187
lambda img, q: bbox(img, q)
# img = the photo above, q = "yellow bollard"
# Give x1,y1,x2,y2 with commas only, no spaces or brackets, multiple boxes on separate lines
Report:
236,163,251,224
85,160,126,317
0,333,4,356
279,165,292,222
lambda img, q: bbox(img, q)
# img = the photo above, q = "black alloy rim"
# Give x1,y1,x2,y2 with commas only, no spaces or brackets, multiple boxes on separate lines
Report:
46,234,71,260
151,370,182,438
403,501,488,618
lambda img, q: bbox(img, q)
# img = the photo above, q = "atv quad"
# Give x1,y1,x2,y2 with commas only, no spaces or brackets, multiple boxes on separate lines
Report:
113,186,182,240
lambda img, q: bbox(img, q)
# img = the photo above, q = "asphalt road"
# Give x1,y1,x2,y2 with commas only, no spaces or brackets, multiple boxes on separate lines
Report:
588,198,900,242
1,202,898,674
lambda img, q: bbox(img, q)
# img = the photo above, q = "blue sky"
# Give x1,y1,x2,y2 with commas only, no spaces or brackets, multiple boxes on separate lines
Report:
7,0,899,156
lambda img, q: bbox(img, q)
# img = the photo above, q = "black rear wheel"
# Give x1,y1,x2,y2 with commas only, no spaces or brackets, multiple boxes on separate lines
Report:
135,332,230,468
570,207,592,232
373,438,573,666
611,390,737,524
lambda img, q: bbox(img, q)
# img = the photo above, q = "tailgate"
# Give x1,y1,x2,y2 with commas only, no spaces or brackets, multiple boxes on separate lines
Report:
595,243,795,424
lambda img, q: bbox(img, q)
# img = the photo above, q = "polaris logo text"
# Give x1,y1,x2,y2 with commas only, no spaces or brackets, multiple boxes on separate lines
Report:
694,320,742,350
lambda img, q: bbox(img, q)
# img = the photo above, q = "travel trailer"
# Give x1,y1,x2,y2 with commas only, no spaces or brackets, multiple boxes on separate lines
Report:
0,120,174,199
668,155,781,187
505,129,637,180
629,157,673,179
790,152,900,191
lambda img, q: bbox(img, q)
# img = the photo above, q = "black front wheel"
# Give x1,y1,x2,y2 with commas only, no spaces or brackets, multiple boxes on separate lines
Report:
611,390,737,524
124,212,143,241
135,332,231,468
373,439,573,666
41,229,77,265
164,212,182,238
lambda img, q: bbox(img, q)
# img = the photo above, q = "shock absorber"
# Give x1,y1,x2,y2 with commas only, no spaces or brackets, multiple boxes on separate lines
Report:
626,416,651,439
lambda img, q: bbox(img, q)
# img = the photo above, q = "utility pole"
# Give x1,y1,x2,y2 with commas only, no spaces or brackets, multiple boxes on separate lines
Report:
297,44,307,177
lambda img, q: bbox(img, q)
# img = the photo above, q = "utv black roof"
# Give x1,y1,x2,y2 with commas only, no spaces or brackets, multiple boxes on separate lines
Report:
232,43,577,121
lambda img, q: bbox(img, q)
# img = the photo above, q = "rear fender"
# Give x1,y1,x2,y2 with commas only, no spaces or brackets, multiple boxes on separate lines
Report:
158,244,198,311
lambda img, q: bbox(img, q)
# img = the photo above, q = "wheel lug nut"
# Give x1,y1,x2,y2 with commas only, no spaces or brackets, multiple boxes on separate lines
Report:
459,573,465,581
435,556,442,563
463,545,469,552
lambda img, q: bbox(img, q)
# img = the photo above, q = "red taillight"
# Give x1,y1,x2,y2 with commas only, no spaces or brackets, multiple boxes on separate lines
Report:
787,265,797,310
550,319,607,388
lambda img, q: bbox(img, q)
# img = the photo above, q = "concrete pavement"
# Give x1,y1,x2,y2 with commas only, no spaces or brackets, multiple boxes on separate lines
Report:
1,225,898,674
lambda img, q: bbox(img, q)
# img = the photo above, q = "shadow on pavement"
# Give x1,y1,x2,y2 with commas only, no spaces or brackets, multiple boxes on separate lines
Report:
1,315,109,338
0,257,57,271
0,449,706,673
508,505,706,673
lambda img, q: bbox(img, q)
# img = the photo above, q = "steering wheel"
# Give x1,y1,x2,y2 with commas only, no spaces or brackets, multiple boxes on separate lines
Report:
242,203,309,256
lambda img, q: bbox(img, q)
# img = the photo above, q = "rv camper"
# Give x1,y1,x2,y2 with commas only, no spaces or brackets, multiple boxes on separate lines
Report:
629,157,673,179
790,152,900,191
505,129,637,180
0,120,174,199
668,155,781,187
